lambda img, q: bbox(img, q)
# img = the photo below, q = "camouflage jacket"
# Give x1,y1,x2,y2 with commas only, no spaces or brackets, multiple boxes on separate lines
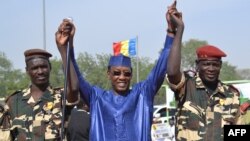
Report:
0,86,75,141
167,71,240,141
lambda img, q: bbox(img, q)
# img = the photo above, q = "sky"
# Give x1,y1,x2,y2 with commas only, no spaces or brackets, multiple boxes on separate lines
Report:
1,0,250,71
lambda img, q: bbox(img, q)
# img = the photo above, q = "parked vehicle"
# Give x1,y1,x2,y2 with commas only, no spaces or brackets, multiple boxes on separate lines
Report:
151,105,176,141
153,105,176,124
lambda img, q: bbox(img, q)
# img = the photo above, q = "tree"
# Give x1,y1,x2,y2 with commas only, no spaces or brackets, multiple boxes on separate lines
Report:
220,61,242,81
49,57,64,88
0,52,28,97
131,56,153,84
237,69,250,80
76,52,110,89
181,39,208,70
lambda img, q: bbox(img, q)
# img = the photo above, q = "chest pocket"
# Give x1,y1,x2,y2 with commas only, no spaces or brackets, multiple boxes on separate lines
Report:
182,101,206,130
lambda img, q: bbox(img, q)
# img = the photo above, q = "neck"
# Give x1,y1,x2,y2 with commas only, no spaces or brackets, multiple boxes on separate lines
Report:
114,90,129,96
203,80,218,92
30,84,49,101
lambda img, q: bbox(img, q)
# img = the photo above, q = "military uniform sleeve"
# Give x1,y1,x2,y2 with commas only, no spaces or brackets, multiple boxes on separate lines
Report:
0,103,12,141
54,87,80,106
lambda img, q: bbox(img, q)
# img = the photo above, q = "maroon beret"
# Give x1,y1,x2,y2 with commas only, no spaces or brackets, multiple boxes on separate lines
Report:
24,48,52,62
196,45,227,59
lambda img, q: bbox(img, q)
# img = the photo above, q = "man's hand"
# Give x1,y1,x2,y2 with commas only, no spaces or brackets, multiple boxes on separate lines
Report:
55,19,75,49
166,0,183,34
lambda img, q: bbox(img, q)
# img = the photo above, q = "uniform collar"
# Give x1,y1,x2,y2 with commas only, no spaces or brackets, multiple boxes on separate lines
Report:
21,85,54,102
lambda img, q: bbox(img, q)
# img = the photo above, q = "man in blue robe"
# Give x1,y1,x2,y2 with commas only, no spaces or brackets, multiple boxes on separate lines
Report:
55,1,184,140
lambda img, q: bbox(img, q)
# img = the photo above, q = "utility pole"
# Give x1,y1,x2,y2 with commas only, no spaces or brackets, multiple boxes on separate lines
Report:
43,0,46,50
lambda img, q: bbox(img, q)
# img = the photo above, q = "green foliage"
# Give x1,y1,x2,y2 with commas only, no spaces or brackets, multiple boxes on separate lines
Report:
131,56,153,84
237,69,250,80
154,87,167,105
0,52,12,71
0,52,29,97
181,39,208,70
49,57,64,88
220,61,242,81
76,52,111,89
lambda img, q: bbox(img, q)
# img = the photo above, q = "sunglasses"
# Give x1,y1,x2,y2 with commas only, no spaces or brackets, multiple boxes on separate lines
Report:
111,71,132,77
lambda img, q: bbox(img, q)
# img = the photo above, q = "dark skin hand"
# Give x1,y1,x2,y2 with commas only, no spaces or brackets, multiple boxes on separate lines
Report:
166,0,185,85
55,19,78,103
166,0,182,37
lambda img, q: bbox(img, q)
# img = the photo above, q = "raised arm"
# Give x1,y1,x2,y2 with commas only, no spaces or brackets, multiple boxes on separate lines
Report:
55,19,78,103
166,1,184,85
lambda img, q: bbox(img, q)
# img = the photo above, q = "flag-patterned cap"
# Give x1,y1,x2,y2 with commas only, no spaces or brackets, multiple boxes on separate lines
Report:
196,45,226,59
24,48,52,62
108,54,131,68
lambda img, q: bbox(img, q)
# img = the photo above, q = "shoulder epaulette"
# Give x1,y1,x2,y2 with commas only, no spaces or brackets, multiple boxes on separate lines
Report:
5,90,22,103
53,87,64,93
184,70,196,78
227,84,240,96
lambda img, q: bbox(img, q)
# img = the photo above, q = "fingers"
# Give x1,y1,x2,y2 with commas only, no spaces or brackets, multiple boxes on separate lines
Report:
57,19,74,37
168,0,177,10
170,0,177,9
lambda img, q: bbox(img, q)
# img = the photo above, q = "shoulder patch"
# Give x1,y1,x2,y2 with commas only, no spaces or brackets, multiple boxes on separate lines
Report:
5,90,22,103
228,84,240,96
53,87,64,93
184,70,196,78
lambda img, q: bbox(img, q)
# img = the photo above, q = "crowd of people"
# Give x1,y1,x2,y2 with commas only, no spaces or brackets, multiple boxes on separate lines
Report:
0,0,250,141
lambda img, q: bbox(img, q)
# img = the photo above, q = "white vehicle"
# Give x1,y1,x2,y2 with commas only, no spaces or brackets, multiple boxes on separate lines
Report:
151,105,176,141
153,105,176,124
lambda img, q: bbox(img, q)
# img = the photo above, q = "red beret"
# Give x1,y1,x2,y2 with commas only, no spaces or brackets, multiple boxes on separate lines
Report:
196,45,226,59
24,48,52,62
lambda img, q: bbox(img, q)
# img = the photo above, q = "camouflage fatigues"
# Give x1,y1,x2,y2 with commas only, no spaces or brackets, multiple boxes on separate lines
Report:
0,104,12,141
167,71,240,141
0,86,76,141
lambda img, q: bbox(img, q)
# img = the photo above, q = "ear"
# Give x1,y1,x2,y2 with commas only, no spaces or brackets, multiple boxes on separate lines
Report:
195,59,199,65
25,66,28,73
49,62,52,70
25,66,30,77
195,60,199,71
107,70,111,80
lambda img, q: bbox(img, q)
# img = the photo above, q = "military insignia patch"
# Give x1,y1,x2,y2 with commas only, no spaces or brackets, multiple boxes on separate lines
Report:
43,102,53,112
219,99,225,106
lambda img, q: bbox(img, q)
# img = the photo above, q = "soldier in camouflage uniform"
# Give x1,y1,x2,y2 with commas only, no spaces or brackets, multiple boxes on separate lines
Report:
0,46,79,140
165,6,240,140
166,39,240,139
